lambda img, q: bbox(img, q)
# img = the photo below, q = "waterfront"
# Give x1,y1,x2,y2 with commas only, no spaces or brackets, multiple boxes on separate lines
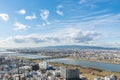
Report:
47,58,120,72
0,52,50,59
0,51,120,79
1,52,120,72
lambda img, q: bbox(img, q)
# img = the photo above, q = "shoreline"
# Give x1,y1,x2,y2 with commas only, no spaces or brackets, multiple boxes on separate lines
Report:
68,57,120,64
13,56,120,79
48,62,120,80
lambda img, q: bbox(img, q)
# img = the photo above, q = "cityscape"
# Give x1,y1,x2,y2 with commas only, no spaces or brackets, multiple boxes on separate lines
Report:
0,0,120,80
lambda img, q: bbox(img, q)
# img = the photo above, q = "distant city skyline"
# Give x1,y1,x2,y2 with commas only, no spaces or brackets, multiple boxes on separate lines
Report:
0,0,120,48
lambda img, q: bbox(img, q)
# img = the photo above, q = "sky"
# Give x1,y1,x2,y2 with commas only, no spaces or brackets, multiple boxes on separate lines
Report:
0,0,120,48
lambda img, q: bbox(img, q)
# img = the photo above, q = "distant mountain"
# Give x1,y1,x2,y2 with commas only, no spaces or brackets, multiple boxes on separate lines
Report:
43,45,120,50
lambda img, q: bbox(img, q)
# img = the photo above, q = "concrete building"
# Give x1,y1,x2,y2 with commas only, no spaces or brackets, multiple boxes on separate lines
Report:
48,76,56,80
53,70,60,77
94,77,104,80
60,67,80,80
39,61,48,69
104,75,117,80
94,75,117,80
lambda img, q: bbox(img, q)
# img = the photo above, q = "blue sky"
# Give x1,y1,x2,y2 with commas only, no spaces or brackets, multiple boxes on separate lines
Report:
0,0,120,48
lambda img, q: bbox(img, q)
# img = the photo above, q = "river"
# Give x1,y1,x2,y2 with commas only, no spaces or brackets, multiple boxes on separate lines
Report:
1,52,120,72
47,58,120,72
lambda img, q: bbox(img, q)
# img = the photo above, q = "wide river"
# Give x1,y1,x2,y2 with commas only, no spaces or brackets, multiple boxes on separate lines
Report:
47,58,120,72
0,52,120,72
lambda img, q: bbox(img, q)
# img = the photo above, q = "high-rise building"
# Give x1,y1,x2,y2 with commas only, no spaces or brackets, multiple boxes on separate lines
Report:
60,67,80,80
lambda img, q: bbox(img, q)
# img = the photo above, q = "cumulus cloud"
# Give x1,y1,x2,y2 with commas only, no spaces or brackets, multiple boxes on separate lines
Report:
40,9,49,21
0,13,9,21
14,22,28,31
17,9,26,15
56,5,63,16
25,13,36,20
40,9,50,26
4,28,99,45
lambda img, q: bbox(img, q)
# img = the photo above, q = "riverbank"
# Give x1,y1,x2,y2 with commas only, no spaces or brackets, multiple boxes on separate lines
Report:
14,56,120,79
68,57,120,64
48,62,120,80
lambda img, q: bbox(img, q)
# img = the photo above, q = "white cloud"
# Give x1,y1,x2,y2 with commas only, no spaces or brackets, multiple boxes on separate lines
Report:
2,28,99,45
56,10,63,16
17,9,26,15
56,5,63,16
14,22,28,31
25,13,36,20
36,21,51,28
40,9,49,21
0,13,9,21
40,9,50,26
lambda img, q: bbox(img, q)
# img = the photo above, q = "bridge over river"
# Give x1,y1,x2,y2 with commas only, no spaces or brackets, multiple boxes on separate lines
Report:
29,55,68,60
0,52,68,60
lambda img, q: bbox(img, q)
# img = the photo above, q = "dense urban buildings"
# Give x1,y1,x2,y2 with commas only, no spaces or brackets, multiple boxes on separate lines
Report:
1,0,120,79
0,48,120,80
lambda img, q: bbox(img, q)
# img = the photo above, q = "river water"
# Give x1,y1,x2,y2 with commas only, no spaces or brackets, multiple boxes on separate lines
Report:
47,58,120,72
1,52,120,72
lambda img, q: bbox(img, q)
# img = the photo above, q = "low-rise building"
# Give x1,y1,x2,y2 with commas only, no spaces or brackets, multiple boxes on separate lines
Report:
39,61,48,69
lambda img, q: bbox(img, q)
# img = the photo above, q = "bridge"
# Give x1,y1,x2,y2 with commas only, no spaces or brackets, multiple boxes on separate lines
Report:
0,52,69,60
30,55,68,60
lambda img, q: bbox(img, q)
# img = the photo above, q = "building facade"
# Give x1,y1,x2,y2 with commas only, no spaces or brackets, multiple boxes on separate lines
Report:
60,67,80,80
